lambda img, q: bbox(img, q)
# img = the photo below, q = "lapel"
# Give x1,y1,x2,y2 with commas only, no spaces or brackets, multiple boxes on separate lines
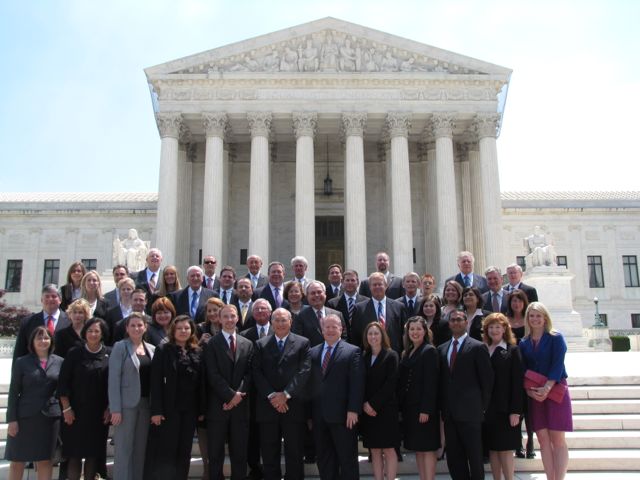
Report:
216,332,235,363
323,340,341,378
124,339,140,370
310,309,322,336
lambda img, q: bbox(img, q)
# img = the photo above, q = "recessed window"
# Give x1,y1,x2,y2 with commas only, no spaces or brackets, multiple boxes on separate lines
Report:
631,314,640,328
43,259,60,286
81,259,97,271
623,255,639,287
5,260,23,292
587,256,605,288
556,256,567,268
516,256,526,272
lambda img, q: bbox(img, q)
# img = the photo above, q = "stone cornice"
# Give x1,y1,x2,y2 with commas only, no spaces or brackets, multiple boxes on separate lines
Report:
341,112,367,137
202,112,228,138
155,112,183,138
292,112,318,139
247,112,272,137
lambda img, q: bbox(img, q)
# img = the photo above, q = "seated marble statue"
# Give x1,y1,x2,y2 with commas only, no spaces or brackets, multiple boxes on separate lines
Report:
524,226,557,268
113,229,149,272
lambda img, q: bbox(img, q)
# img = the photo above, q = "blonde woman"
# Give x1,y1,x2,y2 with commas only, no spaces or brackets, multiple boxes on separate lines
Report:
80,270,107,319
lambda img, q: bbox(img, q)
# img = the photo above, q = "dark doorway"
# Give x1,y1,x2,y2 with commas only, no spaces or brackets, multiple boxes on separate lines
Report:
315,216,344,280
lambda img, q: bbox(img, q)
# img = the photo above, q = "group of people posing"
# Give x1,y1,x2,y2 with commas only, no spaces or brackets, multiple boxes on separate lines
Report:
6,249,573,480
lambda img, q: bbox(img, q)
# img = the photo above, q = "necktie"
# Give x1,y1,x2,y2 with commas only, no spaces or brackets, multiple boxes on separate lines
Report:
278,339,284,352
450,339,459,370
252,276,258,289
223,290,229,304
274,287,281,308
316,309,323,323
322,345,332,375
348,297,355,324
46,315,55,336
241,304,248,323
334,286,339,296
377,302,385,328
259,326,266,338
229,334,236,354
492,293,500,312
206,277,213,289
190,291,198,318
149,273,157,292
464,275,471,287
408,299,414,312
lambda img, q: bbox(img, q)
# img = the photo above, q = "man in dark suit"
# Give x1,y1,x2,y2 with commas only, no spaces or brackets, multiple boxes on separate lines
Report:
438,309,494,480
203,304,254,480
505,263,539,303
397,272,422,317
482,266,509,314
292,281,346,347
240,298,273,479
245,254,268,290
446,251,489,294
110,289,152,344
216,265,237,305
103,264,129,309
13,284,70,359
202,255,221,291
351,272,407,354
324,264,343,303
255,262,289,310
358,251,404,299
233,277,255,331
309,314,363,480
169,266,217,324
133,248,163,300
327,269,368,338
253,308,312,480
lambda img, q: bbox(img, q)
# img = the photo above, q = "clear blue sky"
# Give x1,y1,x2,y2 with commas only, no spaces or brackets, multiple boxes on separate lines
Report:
1,0,638,193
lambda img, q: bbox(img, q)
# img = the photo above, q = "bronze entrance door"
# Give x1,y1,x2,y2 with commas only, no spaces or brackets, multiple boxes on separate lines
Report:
315,216,344,279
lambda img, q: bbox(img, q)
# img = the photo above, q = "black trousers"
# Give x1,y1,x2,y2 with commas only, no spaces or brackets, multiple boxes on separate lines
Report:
207,417,249,480
144,410,197,480
260,420,305,480
313,418,359,480
444,418,485,480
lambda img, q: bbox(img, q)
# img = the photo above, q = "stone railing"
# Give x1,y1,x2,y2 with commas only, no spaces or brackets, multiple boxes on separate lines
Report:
0,338,15,358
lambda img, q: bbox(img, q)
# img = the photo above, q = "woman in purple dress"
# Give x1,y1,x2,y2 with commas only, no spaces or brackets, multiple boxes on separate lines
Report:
519,302,572,480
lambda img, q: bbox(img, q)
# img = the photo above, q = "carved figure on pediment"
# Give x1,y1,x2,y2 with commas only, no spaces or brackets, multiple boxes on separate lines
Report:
300,40,319,72
400,57,415,72
320,33,339,71
363,48,378,72
113,229,150,271
381,51,399,72
280,46,299,72
524,226,557,269
229,61,249,72
263,49,280,72
339,39,358,72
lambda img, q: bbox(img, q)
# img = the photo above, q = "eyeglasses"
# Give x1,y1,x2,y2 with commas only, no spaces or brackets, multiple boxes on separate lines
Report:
449,317,466,323
203,261,216,265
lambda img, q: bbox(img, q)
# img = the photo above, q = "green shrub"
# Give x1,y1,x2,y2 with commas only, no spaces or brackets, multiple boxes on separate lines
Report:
610,336,631,352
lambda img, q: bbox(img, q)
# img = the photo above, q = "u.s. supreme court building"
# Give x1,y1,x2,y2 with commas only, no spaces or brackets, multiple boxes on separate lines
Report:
2,18,640,335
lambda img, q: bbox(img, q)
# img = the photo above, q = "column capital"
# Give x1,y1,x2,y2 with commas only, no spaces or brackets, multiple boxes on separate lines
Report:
473,112,501,139
385,112,411,138
247,112,272,138
202,112,228,138
292,111,318,139
430,112,455,138
341,112,367,137
156,112,183,138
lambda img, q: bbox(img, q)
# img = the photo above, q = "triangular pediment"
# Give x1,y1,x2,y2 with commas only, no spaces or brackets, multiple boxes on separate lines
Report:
145,17,511,78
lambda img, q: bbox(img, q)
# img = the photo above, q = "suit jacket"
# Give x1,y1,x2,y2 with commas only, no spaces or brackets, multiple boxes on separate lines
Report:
203,332,254,421
245,272,268,290
59,283,78,312
482,290,509,314
108,338,155,412
519,331,568,381
240,323,273,344
488,344,524,415
324,284,343,303
13,311,70,359
202,275,221,292
309,340,364,423
397,295,422,317
93,298,109,320
252,333,311,423
397,343,439,416
255,284,289,311
363,348,399,413
149,343,203,417
359,274,404,300
504,283,539,304
438,336,494,423
291,306,346,347
134,268,161,296
327,293,369,336
215,289,237,306
7,353,63,422
232,299,255,331
169,287,218,324
111,313,152,345
103,289,119,310
350,298,407,354
446,272,489,294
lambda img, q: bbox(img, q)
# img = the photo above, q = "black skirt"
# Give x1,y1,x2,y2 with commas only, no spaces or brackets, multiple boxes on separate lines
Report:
5,414,59,462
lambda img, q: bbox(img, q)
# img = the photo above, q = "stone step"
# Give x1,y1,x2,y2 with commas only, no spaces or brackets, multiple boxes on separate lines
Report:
572,399,640,414
570,385,640,400
572,414,640,430
532,430,640,449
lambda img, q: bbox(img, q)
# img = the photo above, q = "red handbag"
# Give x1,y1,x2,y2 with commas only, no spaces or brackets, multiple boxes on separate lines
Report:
524,369,567,403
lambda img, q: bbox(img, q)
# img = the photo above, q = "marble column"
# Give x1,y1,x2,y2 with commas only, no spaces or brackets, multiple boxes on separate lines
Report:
202,112,228,266
386,113,414,276
459,147,476,264
421,139,439,279
341,113,368,276
474,113,503,268
431,113,460,279
247,112,272,264
293,112,318,280
467,141,486,270
176,142,194,272
155,112,183,265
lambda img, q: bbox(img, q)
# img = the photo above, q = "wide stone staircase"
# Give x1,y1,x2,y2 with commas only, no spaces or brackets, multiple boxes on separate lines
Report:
0,357,638,478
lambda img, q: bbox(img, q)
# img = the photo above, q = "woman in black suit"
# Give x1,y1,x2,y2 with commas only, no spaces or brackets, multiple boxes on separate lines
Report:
360,322,400,480
462,286,486,341
146,297,176,347
54,299,89,358
6,326,63,480
58,318,111,480
60,261,86,312
482,313,524,480
80,270,108,320
417,294,450,347
398,316,440,480
145,315,203,480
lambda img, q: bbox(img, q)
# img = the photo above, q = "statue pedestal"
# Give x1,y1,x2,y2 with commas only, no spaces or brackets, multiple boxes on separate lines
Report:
524,267,590,350
584,326,613,352
101,270,116,293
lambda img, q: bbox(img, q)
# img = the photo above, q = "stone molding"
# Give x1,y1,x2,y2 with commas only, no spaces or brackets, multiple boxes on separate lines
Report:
430,113,455,138
247,112,272,137
202,112,228,138
292,112,318,139
341,112,367,137
473,112,501,139
385,112,411,138
156,112,183,138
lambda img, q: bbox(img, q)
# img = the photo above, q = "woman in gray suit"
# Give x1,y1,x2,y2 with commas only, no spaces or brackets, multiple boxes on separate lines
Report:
6,326,63,480
108,312,155,480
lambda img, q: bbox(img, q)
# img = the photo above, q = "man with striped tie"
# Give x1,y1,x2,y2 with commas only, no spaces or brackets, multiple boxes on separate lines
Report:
327,269,368,340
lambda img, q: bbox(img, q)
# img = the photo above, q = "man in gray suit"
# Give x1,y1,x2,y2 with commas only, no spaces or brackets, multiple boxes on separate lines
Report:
482,266,509,314
245,254,268,290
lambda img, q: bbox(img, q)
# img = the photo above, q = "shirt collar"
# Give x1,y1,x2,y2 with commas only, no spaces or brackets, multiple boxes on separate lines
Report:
189,287,201,295
275,333,288,343
223,330,235,342
451,332,468,345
